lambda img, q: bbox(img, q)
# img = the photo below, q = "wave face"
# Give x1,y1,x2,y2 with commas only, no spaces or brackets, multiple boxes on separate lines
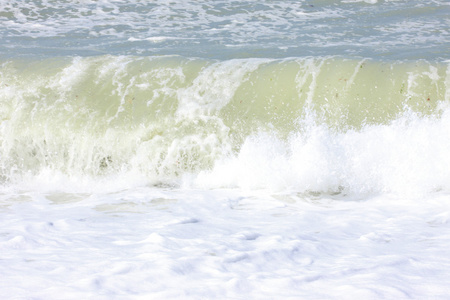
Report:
0,56,449,194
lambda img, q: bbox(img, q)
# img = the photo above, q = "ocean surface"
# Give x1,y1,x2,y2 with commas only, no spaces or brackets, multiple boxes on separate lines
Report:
1,0,450,298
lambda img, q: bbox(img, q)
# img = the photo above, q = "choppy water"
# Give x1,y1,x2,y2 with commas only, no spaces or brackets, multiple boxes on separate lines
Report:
1,1,450,299
0,0,448,60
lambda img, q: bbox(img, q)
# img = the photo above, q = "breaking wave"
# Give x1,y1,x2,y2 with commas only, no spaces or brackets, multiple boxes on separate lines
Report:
0,55,448,194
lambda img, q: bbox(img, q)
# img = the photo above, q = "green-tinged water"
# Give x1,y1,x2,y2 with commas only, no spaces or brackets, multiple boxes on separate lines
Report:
2,1,450,299
0,56,448,183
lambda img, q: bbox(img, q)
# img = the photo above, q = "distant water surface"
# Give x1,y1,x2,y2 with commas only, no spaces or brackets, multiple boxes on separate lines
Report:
0,0,448,60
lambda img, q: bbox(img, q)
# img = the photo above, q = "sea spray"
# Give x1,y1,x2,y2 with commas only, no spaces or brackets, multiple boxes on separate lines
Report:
0,55,448,194
195,104,450,196
1,1,450,298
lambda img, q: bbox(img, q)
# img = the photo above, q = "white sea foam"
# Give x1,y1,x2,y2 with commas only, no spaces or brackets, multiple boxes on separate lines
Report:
0,56,448,195
193,105,450,197
3,101,449,200
1,183,450,299
0,0,449,297
176,59,269,117
0,0,447,59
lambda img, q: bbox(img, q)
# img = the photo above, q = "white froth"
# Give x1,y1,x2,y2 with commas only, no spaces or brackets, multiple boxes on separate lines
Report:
0,0,449,298
176,59,269,117
194,106,450,196
1,187,450,299
0,0,447,59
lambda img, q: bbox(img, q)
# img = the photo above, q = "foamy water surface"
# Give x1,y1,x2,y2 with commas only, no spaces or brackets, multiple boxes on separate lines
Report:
0,0,448,59
1,0,450,299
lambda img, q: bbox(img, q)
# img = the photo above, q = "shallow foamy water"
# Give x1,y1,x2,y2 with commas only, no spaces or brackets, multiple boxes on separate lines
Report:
1,188,450,299
1,0,449,298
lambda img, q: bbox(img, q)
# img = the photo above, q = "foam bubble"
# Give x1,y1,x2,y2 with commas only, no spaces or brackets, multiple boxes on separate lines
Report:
194,106,450,196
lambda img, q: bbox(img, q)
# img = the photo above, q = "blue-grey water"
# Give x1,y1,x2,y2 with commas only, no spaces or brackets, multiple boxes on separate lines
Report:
2,2,450,299
0,0,448,60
